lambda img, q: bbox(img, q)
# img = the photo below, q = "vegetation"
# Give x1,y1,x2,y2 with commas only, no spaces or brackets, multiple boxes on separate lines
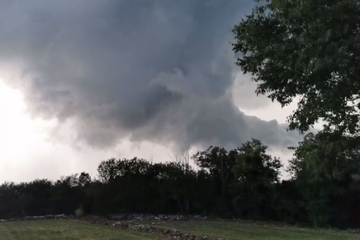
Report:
1,219,359,240
230,0,360,228
233,0,360,136
147,221,360,240
0,220,157,240
1,138,360,228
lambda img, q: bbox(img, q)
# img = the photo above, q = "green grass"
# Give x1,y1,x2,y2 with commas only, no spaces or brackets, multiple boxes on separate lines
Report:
146,221,360,240
0,220,158,240
1,219,360,240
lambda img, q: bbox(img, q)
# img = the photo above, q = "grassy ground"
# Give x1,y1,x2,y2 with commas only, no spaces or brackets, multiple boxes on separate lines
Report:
146,220,360,240
1,219,360,240
0,220,159,240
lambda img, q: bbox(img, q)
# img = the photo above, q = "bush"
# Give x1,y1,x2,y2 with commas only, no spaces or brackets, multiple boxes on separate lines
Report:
75,207,85,217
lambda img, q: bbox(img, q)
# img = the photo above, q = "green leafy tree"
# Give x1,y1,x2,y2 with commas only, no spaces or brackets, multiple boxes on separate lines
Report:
289,132,360,227
193,146,237,214
232,139,282,219
233,139,281,184
233,0,360,136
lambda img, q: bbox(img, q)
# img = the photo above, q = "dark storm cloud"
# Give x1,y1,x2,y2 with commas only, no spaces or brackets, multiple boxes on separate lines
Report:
0,0,302,149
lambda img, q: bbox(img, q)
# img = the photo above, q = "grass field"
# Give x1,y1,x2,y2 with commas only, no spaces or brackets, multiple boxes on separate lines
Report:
147,221,360,240
0,219,360,240
0,220,159,240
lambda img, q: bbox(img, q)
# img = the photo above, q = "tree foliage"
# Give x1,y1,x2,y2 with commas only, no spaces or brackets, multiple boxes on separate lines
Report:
233,0,360,136
289,132,360,227
232,139,281,219
232,0,360,227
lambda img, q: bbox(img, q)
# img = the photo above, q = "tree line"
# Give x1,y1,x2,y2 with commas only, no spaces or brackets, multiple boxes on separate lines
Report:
1,0,359,230
1,136,360,228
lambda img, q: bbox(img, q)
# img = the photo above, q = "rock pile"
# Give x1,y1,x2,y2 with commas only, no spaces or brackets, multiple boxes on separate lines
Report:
80,215,111,225
108,213,207,222
112,221,218,240
0,214,69,222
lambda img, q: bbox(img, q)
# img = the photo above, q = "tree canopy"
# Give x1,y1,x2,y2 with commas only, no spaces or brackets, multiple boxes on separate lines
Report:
232,0,360,136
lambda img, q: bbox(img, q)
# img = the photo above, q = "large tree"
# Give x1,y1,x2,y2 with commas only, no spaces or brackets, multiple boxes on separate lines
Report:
232,139,281,219
289,132,360,227
233,0,360,136
193,146,236,213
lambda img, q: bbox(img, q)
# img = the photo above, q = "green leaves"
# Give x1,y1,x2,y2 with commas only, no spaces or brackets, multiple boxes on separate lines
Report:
233,139,282,185
233,0,360,135
288,131,360,227
290,132,360,182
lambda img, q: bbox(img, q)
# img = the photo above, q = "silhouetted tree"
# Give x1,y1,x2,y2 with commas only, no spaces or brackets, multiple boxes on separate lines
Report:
0,138,359,229
232,139,281,220
193,146,236,214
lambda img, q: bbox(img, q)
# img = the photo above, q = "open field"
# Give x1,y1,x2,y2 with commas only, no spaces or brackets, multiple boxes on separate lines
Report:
145,220,360,240
0,219,360,240
0,220,159,240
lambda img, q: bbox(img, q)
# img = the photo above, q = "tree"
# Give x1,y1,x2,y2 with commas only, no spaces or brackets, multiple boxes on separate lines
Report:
151,162,197,214
52,176,81,215
78,172,91,188
289,132,360,227
97,158,119,183
193,146,236,214
0,182,22,218
232,139,281,219
19,179,53,216
233,139,281,185
232,0,360,136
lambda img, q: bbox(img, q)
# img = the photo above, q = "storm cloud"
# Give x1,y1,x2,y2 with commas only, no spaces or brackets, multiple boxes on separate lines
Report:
0,0,301,150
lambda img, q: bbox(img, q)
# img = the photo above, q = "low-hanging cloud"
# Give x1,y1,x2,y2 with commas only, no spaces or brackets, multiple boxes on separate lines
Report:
0,0,302,150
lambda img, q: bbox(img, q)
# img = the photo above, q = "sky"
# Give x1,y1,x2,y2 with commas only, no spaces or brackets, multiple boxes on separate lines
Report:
0,0,303,183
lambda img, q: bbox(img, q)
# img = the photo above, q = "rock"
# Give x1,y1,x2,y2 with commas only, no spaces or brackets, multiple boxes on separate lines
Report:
0,214,69,223
107,213,207,222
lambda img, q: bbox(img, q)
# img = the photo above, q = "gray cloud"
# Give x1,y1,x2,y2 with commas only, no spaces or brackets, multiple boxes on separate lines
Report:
232,72,274,110
0,0,302,150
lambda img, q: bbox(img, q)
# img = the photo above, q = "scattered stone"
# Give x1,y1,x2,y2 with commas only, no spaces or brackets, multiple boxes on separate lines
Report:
0,214,69,223
110,220,219,240
108,213,208,222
